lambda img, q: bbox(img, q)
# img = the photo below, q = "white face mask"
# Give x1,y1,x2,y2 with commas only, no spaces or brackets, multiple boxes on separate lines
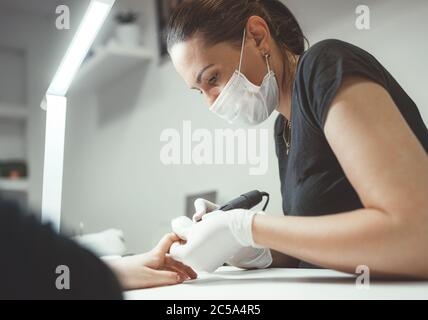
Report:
209,29,280,126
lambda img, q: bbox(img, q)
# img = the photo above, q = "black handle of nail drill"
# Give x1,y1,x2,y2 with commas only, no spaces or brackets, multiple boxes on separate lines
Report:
218,190,270,212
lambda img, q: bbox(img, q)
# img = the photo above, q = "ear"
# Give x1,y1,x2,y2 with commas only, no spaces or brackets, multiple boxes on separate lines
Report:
246,16,271,51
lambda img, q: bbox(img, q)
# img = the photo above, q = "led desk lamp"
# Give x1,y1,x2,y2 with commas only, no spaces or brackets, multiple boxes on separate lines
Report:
41,0,115,232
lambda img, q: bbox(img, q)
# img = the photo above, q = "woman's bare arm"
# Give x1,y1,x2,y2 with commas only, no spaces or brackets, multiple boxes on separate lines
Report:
253,76,428,278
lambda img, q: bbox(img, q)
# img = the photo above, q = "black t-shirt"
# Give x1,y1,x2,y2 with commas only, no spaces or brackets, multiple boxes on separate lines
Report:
275,39,428,224
0,200,123,299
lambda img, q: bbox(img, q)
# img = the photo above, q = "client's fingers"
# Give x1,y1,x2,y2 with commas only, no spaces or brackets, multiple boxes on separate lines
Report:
163,266,190,282
155,233,180,254
165,256,198,279
148,269,183,287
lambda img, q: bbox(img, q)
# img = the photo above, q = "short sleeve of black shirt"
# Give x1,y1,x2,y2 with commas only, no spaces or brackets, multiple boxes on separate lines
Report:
275,38,428,217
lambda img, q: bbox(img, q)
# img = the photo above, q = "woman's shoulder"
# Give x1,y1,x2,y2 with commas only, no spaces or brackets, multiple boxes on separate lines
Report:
302,39,365,62
296,38,381,87
307,38,355,51
298,39,377,74
293,39,387,129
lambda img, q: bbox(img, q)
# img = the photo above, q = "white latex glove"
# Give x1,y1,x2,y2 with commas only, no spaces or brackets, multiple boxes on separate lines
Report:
193,198,220,222
170,209,269,272
192,198,272,270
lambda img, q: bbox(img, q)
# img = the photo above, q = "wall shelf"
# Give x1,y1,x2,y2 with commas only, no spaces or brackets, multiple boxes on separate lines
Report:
0,102,27,121
0,179,29,193
69,45,152,94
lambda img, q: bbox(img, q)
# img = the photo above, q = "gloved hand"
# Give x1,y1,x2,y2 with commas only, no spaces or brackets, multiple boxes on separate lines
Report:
193,198,272,270
171,210,271,272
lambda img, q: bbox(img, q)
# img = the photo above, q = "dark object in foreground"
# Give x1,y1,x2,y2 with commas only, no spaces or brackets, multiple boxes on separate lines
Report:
0,199,123,300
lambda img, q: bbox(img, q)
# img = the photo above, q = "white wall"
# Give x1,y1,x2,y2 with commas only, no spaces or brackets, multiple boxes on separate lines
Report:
0,46,26,105
287,0,428,123
61,0,428,254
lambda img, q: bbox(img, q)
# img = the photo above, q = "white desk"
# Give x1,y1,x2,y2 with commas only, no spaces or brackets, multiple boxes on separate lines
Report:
125,267,428,300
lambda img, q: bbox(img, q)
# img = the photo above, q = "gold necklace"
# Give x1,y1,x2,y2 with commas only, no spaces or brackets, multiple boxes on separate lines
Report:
282,55,299,156
283,113,292,155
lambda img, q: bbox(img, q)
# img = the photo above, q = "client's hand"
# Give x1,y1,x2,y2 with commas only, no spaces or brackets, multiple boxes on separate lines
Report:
107,233,197,290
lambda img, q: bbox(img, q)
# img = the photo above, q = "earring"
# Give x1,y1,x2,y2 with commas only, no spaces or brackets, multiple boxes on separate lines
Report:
262,51,272,73
262,51,270,58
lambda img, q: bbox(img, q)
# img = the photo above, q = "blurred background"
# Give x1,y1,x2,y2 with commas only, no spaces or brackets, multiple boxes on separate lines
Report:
0,0,427,254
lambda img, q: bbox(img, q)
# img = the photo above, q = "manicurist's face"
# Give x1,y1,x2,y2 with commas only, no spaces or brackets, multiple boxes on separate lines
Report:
170,33,270,107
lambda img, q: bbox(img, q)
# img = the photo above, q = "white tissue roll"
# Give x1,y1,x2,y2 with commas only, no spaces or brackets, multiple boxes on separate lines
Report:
74,229,127,257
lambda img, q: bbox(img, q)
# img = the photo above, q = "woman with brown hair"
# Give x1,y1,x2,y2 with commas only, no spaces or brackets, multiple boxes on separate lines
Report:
167,0,428,278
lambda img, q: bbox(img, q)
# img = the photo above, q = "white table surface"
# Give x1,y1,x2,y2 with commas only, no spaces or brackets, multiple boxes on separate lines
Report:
125,266,428,300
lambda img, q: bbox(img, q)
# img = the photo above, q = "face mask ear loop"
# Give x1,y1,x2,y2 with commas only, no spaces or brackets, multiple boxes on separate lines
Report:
265,54,271,74
263,53,273,119
238,29,246,73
